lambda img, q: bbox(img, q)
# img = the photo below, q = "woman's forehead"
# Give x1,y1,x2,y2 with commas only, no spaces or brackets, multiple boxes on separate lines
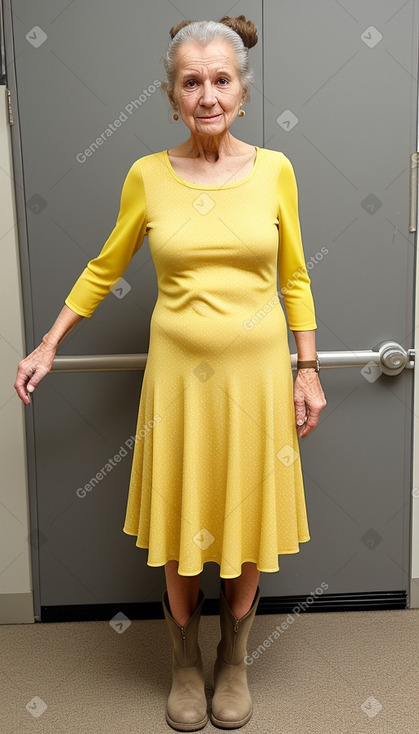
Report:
175,41,236,72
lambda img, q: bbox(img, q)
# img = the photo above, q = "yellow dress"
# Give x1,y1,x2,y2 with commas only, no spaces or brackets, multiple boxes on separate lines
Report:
65,145,317,578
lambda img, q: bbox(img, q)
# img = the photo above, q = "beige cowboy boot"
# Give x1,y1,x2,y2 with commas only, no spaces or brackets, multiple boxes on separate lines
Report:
162,587,208,731
210,583,261,729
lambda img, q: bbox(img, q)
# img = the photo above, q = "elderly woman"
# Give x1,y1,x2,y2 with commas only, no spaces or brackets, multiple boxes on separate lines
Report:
15,14,326,732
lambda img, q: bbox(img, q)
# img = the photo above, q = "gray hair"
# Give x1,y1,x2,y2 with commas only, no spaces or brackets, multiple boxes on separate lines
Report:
161,21,255,103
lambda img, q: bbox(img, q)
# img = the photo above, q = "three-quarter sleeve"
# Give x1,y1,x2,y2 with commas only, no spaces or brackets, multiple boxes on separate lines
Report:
65,159,147,318
277,154,317,331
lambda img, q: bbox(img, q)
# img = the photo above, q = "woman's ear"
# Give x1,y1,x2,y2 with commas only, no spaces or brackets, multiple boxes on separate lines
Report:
167,92,177,110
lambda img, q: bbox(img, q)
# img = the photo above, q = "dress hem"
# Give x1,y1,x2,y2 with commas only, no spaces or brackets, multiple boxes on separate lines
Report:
122,526,310,577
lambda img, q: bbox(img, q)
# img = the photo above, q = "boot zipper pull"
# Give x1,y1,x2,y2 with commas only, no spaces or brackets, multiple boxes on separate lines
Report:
180,625,187,662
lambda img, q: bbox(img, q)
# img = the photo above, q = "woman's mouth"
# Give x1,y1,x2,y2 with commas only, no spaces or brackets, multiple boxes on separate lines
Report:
197,113,222,121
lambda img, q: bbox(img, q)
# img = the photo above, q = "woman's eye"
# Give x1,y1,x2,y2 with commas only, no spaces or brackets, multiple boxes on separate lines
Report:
185,78,228,88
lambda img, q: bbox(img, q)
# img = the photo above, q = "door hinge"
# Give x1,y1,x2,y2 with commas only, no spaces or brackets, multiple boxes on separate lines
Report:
6,87,14,125
410,152,419,232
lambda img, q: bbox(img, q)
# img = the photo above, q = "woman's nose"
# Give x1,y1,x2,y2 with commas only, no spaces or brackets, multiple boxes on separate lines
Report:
200,81,217,105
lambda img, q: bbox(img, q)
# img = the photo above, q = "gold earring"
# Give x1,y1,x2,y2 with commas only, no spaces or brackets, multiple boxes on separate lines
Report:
172,111,179,121
238,107,245,117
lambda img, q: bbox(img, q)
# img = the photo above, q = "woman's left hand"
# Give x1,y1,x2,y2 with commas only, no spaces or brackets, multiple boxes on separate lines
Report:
294,370,327,438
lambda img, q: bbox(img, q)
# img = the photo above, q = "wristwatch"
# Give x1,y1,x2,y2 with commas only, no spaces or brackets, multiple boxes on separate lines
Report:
297,355,320,372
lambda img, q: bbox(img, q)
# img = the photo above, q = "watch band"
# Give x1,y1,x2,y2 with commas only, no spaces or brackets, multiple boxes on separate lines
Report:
297,356,320,372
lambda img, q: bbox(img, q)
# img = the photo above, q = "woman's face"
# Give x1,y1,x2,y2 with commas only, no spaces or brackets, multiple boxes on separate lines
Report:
170,39,246,137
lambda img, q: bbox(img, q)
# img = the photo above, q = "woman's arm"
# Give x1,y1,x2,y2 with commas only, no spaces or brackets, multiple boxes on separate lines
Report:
292,328,327,439
15,159,148,405
276,155,326,436
14,304,83,405
292,329,317,361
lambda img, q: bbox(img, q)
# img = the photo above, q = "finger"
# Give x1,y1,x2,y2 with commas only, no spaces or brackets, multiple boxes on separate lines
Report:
294,396,306,425
15,362,46,399
26,363,49,392
297,420,313,438
297,421,308,438
14,374,31,404
24,368,36,393
303,405,318,426
300,412,319,437
296,397,327,437
295,403,307,426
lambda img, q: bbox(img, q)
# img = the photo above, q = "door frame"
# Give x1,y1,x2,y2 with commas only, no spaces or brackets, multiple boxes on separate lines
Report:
1,0,418,622
410,39,419,605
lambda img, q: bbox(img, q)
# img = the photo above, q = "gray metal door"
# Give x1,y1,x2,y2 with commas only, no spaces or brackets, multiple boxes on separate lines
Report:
262,0,416,603
6,0,416,618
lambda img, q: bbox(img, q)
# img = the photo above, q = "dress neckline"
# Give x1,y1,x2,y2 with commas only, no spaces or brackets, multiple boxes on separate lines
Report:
163,146,260,190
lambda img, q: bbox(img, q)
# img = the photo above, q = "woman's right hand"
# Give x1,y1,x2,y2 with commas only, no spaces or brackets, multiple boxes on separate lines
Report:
14,338,57,405
14,305,84,404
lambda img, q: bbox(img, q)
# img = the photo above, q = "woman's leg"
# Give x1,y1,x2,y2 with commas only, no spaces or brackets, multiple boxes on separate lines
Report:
164,560,259,622
164,559,202,625
223,561,260,618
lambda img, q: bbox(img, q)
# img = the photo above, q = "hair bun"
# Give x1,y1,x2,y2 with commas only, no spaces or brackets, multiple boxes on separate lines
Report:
169,19,194,40
218,14,258,49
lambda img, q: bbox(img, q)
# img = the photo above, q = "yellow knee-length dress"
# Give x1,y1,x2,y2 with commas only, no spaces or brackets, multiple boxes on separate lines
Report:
65,145,317,578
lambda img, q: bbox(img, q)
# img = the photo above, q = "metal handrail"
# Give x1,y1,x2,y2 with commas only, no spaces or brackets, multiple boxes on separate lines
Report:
51,340,415,376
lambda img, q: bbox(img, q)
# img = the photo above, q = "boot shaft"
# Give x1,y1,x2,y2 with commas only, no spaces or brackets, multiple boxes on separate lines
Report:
162,588,205,667
217,585,261,665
